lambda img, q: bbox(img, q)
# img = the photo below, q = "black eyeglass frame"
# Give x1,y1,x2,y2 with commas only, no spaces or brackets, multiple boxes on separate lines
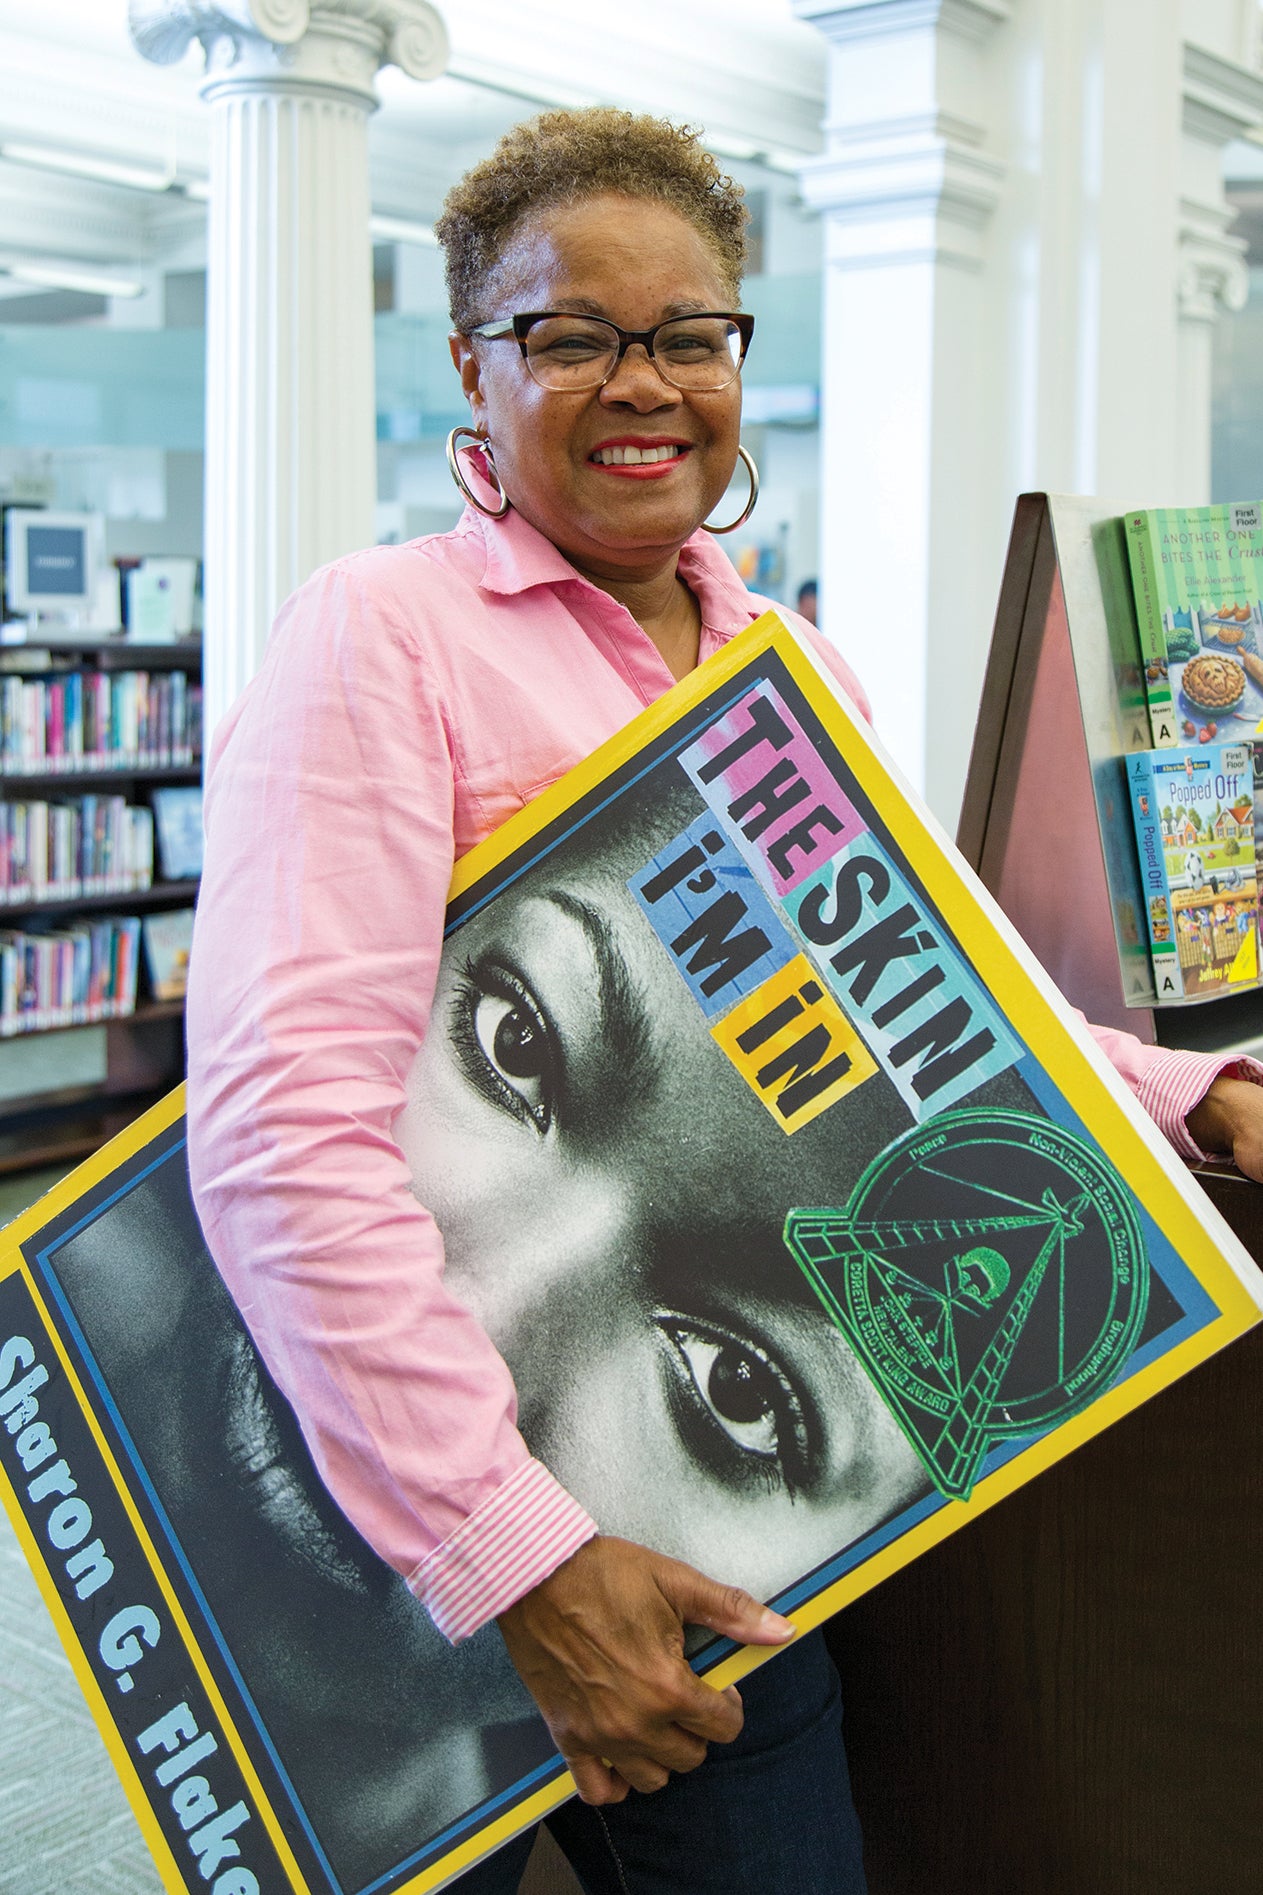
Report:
466,310,756,388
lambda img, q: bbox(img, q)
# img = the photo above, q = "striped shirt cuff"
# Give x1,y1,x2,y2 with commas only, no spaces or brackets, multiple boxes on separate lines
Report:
1134,1048,1263,1161
410,1458,599,1644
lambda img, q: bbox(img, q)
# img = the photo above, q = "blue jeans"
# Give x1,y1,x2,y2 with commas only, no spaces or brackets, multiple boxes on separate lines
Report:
449,1631,866,1895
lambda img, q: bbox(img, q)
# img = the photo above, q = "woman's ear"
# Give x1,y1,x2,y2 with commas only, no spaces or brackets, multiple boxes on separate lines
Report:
450,332,487,428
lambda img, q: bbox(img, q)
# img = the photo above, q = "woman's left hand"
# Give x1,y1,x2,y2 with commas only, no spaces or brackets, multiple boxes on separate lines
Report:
1184,1076,1263,1181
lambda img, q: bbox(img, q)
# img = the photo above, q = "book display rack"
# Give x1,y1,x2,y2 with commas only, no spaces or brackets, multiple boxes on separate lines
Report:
958,491,1263,1058
824,492,1262,1895
0,637,200,1173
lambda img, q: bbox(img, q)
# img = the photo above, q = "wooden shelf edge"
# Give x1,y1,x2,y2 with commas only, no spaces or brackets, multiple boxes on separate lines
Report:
0,1083,174,1166
0,639,202,666
0,766,202,790
0,1130,103,1178
0,880,198,921
0,999,185,1058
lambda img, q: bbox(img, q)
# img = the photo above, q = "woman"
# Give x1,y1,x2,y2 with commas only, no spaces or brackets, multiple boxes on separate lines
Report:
187,108,1263,1895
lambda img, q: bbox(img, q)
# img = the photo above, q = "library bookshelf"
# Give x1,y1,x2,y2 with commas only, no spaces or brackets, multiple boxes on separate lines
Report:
0,636,200,1175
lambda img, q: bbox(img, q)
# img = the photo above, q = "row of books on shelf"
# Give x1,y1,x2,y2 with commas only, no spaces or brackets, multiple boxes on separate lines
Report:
0,668,202,775
0,785,203,904
0,794,153,904
0,907,193,1035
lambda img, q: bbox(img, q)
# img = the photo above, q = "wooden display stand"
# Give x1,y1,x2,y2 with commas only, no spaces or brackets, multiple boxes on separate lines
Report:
508,502,1263,1895
825,494,1262,1895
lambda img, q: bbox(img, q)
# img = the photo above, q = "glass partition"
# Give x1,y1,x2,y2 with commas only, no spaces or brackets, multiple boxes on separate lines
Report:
0,327,205,451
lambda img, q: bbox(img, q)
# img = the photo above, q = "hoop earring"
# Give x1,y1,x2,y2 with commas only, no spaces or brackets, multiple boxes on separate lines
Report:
446,425,511,520
702,445,760,535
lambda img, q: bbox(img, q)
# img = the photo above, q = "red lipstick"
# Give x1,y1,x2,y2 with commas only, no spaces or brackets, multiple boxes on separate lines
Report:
587,438,692,479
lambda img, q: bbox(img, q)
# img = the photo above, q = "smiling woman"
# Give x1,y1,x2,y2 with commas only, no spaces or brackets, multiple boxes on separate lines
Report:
183,101,1263,1895
186,103,887,1893
429,111,764,686
441,189,752,684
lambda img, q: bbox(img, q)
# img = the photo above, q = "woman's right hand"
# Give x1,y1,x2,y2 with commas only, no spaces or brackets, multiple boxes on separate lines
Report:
495,1534,795,1803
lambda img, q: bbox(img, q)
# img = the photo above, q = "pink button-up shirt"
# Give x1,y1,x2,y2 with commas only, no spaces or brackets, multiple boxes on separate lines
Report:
186,504,1248,1644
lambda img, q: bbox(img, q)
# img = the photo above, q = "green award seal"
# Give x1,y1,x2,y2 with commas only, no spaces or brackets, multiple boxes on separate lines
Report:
783,1110,1150,1500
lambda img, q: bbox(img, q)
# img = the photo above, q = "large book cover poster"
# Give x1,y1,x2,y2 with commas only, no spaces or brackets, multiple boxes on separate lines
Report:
1,615,1261,1895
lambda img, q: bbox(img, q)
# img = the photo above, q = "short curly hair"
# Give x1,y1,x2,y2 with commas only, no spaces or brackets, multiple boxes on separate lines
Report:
435,108,748,331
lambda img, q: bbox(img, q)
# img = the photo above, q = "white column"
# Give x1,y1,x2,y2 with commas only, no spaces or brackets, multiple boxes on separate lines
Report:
1176,36,1262,500
792,0,1009,818
129,0,448,737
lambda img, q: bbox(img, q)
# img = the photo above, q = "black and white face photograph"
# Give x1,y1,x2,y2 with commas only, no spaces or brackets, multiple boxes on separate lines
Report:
394,765,933,1606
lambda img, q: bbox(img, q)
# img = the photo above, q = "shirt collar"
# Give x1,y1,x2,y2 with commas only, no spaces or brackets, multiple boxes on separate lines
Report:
469,500,589,596
466,489,763,638
676,532,766,637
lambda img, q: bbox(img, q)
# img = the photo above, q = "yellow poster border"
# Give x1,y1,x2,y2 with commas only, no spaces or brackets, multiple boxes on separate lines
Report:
0,1083,580,1895
0,1084,315,1895
0,611,1259,1895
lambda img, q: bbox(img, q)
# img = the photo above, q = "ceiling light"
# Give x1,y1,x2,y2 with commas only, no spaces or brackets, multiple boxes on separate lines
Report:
1,141,175,193
2,260,144,299
369,214,438,247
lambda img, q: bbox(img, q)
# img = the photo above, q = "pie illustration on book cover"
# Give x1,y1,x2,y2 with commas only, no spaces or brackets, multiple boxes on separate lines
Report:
1125,503,1263,748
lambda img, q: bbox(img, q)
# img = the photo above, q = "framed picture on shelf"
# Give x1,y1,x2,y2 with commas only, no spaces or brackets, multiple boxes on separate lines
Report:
151,785,203,881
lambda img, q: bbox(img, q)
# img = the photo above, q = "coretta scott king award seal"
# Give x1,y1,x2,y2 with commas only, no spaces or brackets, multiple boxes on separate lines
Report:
783,1110,1150,1500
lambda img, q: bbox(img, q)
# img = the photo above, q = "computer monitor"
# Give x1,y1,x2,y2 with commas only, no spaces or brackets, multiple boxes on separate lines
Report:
4,507,104,623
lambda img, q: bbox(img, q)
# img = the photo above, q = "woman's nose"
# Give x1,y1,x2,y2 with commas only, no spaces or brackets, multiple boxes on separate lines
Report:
599,344,683,409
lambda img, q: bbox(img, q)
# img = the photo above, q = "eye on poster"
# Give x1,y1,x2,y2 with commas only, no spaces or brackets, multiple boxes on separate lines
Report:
1,613,1260,1895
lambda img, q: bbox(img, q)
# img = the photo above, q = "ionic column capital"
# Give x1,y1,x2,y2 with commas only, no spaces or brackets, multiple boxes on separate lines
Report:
1176,42,1261,327
1178,228,1249,325
128,0,448,107
792,0,1010,48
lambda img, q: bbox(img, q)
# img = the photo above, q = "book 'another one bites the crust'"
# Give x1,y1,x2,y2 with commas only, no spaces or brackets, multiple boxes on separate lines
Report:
1126,503,1263,748
1126,742,1259,1002
1,615,1261,1895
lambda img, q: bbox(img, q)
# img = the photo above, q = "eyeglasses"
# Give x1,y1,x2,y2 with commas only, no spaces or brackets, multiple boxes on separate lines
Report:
466,310,755,392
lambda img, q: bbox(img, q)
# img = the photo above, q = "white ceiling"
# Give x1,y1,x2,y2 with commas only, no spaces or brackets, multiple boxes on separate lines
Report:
0,0,827,276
